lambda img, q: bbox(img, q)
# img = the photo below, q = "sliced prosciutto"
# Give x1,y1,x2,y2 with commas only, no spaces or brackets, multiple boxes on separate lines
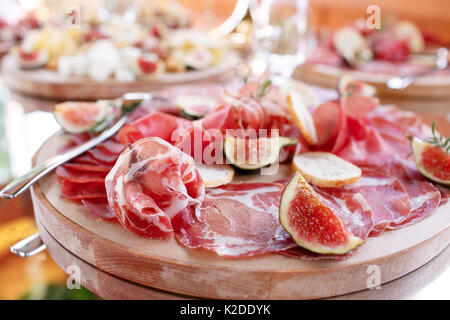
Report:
56,165,107,183
81,198,116,220
105,137,205,238
118,111,192,145
173,182,296,257
343,167,411,235
383,160,441,229
60,180,106,199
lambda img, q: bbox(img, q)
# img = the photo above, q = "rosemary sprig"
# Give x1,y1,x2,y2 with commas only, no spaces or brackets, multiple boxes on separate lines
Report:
255,79,272,98
425,120,450,154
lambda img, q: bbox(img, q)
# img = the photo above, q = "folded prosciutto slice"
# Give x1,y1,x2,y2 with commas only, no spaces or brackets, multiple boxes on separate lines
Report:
105,137,205,238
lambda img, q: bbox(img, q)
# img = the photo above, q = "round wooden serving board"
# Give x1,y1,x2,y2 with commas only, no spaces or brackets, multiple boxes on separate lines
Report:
35,218,450,300
295,63,450,99
1,53,240,101
30,132,450,299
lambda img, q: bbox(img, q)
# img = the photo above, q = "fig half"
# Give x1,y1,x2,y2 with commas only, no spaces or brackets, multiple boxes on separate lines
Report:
411,136,450,186
279,172,363,254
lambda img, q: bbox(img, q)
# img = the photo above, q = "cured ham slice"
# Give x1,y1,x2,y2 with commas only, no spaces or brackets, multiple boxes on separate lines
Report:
81,198,116,220
383,160,441,228
118,111,192,145
60,180,106,199
173,182,297,258
343,167,411,235
105,137,204,238
96,138,125,154
56,166,107,183
63,163,111,172
311,97,426,167
86,148,120,166
73,153,106,166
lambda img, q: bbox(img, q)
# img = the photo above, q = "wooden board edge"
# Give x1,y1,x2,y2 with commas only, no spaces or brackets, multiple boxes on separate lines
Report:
35,216,192,300
31,177,450,299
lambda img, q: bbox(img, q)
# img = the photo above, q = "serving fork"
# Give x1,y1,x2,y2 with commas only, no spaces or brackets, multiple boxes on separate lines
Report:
0,92,151,200
386,47,449,90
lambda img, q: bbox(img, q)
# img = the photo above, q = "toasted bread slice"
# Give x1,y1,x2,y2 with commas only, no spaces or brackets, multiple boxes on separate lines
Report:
281,79,319,109
292,152,361,187
286,91,318,145
196,164,235,188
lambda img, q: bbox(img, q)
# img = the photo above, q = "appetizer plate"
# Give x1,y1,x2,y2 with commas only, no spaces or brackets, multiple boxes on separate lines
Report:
36,219,450,300
1,53,240,100
295,63,450,99
30,131,450,299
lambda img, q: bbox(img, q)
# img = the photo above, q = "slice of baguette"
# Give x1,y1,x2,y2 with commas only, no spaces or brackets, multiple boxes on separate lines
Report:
196,164,235,188
292,152,361,187
281,79,319,109
287,91,318,145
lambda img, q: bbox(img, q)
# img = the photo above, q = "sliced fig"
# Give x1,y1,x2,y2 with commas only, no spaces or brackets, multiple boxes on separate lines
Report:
54,100,109,134
279,171,364,254
175,94,218,120
224,136,297,170
333,26,372,67
337,74,377,98
411,136,450,186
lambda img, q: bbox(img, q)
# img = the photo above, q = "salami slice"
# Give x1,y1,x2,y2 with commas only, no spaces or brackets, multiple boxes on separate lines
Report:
118,111,192,145
96,139,125,154
60,180,107,199
173,182,297,258
63,163,112,172
81,198,116,220
56,166,107,183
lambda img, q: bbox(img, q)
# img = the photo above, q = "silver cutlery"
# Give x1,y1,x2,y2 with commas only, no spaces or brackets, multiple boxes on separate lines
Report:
387,47,449,90
0,92,151,200
10,233,46,257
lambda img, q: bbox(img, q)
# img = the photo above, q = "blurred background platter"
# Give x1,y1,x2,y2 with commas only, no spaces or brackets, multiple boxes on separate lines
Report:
295,63,450,99
1,52,240,100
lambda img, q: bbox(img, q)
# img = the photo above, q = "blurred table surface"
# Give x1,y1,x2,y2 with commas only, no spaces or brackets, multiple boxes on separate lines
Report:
0,77,449,299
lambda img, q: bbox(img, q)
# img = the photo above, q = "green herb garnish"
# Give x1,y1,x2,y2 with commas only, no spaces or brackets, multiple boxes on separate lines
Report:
255,79,272,98
425,120,450,154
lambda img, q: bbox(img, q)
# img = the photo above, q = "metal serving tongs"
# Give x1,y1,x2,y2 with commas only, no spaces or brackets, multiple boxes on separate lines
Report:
3,92,151,257
387,47,449,90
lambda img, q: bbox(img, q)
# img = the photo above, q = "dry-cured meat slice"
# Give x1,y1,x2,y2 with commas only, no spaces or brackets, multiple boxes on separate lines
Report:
81,198,116,220
173,182,297,257
56,166,107,183
105,137,204,238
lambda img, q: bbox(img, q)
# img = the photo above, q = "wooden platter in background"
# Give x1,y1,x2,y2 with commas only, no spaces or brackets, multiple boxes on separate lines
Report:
29,131,450,299
0,53,240,101
295,63,450,99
